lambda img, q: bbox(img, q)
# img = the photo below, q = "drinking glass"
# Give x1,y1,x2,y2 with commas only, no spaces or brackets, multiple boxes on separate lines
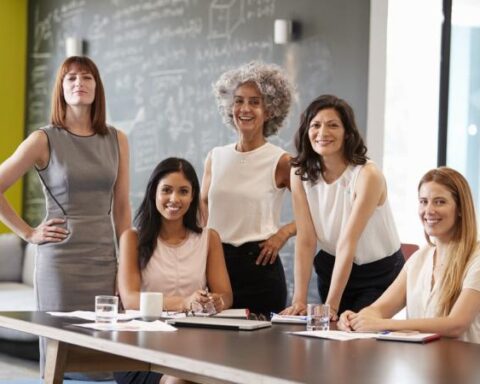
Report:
95,295,118,324
306,303,330,331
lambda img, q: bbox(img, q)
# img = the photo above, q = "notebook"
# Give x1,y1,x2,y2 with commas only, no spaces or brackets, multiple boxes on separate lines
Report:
166,316,271,330
213,308,249,319
376,331,440,343
271,313,307,324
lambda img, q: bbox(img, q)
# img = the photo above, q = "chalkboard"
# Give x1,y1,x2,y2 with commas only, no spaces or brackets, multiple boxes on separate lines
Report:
24,0,370,304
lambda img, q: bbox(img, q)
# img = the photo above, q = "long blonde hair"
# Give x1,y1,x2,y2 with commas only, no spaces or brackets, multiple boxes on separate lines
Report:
419,167,478,316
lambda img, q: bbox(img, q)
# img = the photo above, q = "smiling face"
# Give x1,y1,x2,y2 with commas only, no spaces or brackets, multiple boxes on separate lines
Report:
308,108,346,159
418,181,458,244
62,64,96,107
232,82,268,138
155,171,193,223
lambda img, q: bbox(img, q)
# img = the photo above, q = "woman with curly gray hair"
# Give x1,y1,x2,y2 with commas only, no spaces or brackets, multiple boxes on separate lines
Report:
200,61,296,317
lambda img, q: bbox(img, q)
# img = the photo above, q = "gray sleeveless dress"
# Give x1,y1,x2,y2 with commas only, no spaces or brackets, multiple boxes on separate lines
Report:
35,125,119,379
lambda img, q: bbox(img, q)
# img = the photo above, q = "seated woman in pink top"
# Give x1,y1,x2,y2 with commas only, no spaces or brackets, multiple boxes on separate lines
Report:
338,167,480,343
115,157,233,384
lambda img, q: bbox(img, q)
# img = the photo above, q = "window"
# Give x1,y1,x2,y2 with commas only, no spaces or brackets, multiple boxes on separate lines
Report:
383,0,443,244
446,0,480,219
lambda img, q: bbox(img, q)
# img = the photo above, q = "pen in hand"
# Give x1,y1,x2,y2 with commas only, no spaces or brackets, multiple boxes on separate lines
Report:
202,287,212,299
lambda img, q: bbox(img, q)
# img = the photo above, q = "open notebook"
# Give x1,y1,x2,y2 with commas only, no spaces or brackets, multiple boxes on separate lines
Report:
166,316,271,330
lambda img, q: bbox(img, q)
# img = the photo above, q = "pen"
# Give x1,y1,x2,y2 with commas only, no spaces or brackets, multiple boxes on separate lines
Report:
380,330,419,335
202,288,211,298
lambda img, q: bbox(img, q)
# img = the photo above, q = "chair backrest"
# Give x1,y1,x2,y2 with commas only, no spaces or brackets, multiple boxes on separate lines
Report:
401,243,419,261
22,243,36,287
0,233,23,282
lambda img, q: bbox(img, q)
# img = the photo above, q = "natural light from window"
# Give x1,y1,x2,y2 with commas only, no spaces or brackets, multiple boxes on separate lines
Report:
384,0,443,245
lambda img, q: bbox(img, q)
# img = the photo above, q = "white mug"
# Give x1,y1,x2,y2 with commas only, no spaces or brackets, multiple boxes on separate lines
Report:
140,292,163,320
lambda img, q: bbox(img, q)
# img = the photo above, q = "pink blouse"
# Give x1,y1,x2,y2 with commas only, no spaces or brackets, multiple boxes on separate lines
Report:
141,229,209,297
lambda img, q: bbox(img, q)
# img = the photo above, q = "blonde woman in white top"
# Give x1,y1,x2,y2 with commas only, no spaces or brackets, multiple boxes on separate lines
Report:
116,157,232,384
338,167,480,343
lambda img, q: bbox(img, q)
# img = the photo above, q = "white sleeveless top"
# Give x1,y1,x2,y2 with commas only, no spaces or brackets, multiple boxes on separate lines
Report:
208,142,286,246
141,229,209,296
303,162,400,265
405,246,480,343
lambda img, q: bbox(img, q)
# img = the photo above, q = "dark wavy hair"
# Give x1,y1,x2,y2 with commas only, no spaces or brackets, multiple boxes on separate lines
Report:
135,157,202,270
292,95,368,183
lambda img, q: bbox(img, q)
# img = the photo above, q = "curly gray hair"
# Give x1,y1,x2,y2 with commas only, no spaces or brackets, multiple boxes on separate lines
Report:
213,61,293,137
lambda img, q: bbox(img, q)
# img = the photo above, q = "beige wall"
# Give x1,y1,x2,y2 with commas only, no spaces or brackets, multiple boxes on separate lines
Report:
0,0,27,233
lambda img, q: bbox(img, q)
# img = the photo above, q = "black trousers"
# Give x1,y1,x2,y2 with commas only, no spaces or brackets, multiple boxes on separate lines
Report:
114,371,162,384
314,248,404,314
223,241,287,317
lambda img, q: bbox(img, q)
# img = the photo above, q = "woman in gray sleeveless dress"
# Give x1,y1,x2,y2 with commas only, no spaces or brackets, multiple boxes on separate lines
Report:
0,56,131,379
36,125,120,311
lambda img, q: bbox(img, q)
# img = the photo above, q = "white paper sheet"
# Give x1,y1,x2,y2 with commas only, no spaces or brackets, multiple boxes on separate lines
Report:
73,319,177,332
290,330,378,341
48,310,186,321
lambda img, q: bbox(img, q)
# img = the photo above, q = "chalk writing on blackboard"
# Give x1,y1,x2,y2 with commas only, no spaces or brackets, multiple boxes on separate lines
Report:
208,0,245,40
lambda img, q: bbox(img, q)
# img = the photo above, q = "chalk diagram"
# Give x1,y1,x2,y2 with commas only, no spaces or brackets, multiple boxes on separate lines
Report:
208,0,245,39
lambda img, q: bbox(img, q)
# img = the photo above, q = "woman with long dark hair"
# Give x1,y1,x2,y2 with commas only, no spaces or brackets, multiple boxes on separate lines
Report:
282,95,403,319
118,157,232,312
115,157,232,384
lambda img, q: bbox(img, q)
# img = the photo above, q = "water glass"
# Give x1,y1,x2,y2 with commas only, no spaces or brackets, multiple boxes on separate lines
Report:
95,295,118,324
140,292,163,320
306,303,330,331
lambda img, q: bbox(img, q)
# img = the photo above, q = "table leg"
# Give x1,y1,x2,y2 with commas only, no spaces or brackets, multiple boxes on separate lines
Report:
44,339,67,384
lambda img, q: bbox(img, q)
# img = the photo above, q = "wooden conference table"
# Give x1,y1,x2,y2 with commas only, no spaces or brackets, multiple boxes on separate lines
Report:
1,312,480,384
